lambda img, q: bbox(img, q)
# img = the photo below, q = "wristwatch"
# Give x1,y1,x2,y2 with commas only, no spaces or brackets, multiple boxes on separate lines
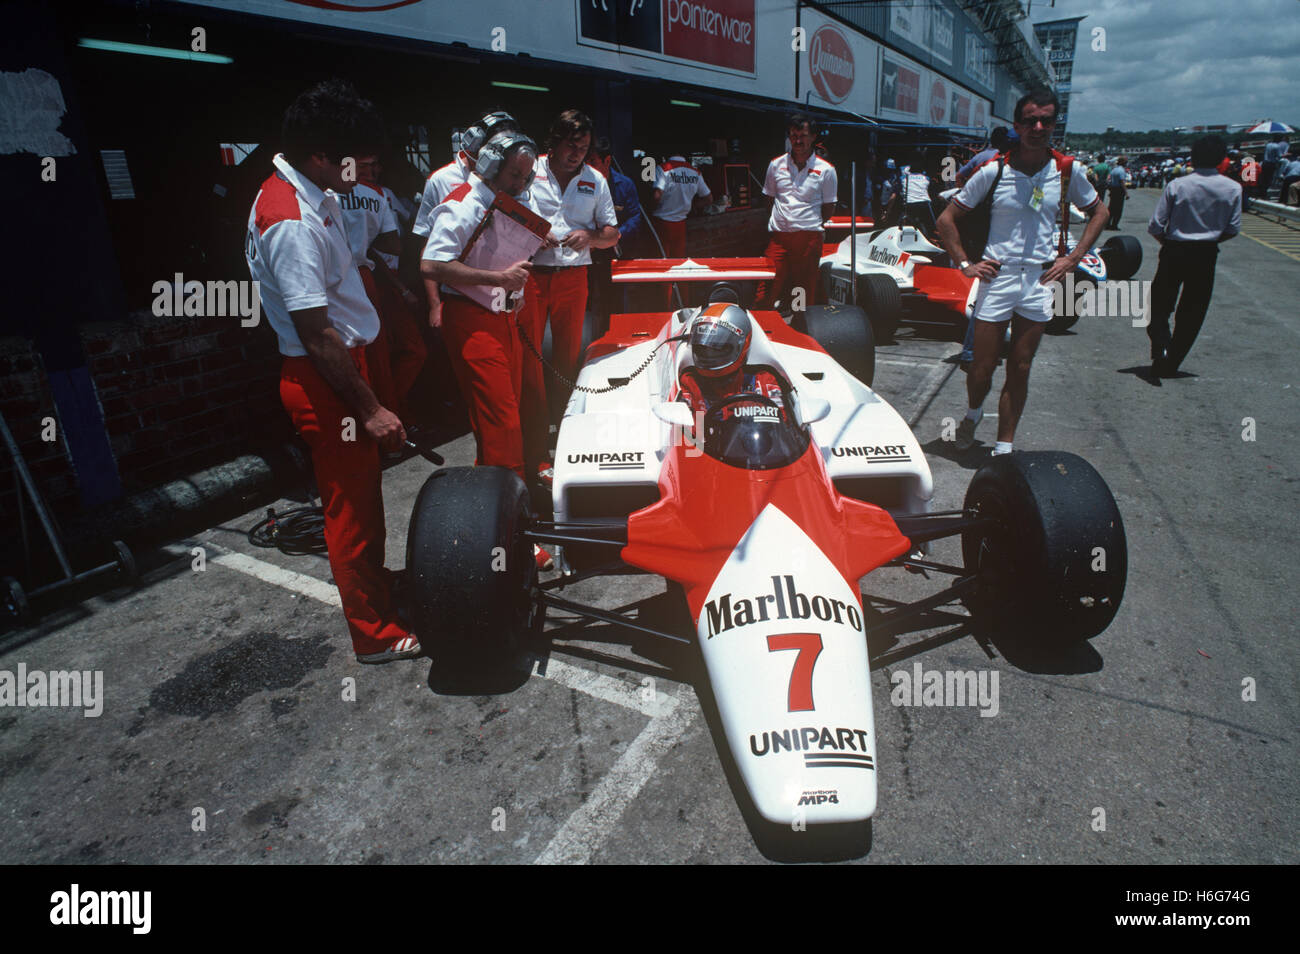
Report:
959,260,971,270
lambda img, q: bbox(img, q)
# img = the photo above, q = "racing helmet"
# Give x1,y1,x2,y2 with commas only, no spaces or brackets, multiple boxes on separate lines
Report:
475,132,538,192
462,111,518,158
689,303,752,380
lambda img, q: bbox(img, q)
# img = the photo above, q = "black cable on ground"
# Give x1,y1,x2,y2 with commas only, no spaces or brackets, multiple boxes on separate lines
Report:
247,506,327,555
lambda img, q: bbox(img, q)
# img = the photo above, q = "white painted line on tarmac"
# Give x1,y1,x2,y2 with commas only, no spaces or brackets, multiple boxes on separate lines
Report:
532,693,697,865
170,539,698,861
163,542,341,607
534,656,677,718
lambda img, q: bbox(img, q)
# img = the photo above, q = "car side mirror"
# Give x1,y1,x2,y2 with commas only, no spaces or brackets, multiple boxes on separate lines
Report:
653,402,697,428
799,398,832,424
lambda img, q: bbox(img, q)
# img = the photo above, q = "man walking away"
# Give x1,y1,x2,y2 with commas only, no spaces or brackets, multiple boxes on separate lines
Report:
1146,135,1241,377
1106,157,1128,229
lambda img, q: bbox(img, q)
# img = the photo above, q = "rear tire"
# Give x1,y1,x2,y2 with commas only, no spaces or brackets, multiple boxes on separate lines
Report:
1100,234,1142,281
961,451,1127,648
858,274,902,341
795,302,876,387
406,466,537,665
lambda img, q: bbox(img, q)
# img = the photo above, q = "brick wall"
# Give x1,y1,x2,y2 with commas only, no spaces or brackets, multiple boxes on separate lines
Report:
86,312,288,495
0,313,290,577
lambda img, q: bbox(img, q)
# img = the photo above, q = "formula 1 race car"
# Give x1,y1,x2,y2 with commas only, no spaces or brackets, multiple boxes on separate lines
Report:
820,207,1143,338
404,262,1128,857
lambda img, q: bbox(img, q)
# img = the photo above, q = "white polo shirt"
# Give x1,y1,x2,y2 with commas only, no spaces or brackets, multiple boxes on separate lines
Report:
901,167,932,203
763,153,838,232
952,155,1099,265
245,153,379,357
422,174,506,303
653,156,711,222
413,152,471,237
377,185,408,271
528,155,617,267
338,181,397,271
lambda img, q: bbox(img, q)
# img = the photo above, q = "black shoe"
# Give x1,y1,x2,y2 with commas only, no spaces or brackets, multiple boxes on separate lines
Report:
1153,358,1178,378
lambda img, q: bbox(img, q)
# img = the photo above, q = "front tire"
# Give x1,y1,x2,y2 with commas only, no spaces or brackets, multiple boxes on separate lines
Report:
406,466,537,664
961,452,1127,647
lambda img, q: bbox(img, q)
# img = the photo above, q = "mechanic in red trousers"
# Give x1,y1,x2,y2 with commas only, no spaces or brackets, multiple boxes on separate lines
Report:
651,152,712,309
245,81,419,664
755,113,838,313
520,109,619,486
419,133,556,570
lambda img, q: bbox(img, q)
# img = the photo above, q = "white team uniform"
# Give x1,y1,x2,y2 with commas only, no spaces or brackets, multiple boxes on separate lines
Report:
952,156,1100,322
763,153,838,231
527,155,618,267
652,156,711,221
245,154,378,356
413,152,471,238
337,182,397,271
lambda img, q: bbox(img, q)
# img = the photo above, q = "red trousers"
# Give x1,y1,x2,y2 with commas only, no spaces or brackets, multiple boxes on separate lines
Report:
654,217,688,309
280,348,409,655
520,266,588,469
360,267,427,421
441,296,525,478
755,230,823,310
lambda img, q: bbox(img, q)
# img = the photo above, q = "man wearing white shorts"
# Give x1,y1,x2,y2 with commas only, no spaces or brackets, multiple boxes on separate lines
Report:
934,88,1110,455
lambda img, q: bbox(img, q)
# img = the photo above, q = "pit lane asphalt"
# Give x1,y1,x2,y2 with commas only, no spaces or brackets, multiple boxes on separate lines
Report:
1,191,1295,864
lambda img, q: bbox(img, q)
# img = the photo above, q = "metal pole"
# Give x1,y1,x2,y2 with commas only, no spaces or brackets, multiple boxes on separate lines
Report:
0,411,74,578
850,159,858,306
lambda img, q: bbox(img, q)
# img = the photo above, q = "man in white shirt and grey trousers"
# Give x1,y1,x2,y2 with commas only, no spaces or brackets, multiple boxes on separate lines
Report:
1146,135,1242,378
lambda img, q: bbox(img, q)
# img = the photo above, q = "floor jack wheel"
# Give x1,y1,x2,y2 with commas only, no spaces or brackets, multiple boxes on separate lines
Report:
113,540,139,584
3,576,29,622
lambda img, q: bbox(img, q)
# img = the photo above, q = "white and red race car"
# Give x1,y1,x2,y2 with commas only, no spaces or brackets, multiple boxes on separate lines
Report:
405,261,1128,855
819,208,1144,337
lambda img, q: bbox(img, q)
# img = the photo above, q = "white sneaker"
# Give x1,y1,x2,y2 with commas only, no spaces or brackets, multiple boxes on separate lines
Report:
356,634,422,664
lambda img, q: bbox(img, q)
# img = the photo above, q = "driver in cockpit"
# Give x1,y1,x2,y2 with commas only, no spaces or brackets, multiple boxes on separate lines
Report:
677,303,788,418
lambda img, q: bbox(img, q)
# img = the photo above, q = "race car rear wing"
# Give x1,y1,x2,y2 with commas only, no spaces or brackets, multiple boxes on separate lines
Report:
611,257,776,283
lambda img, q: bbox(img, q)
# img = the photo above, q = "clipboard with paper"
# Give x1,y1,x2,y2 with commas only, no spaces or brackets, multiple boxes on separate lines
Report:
451,191,551,313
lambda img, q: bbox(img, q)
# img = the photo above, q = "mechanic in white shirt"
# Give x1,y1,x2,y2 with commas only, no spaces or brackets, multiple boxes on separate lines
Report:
519,109,619,483
652,154,711,255
350,155,427,423
651,153,712,308
420,132,539,483
756,112,838,310
245,80,417,665
935,88,1109,456
413,111,518,329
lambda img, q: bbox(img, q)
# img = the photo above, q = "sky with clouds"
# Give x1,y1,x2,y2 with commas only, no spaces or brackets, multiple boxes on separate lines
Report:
1030,0,1300,132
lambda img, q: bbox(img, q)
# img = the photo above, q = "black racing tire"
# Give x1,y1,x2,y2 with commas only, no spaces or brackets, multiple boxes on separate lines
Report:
1100,234,1143,281
858,273,902,341
541,309,601,374
961,451,1127,648
3,577,28,622
406,466,537,663
795,302,876,388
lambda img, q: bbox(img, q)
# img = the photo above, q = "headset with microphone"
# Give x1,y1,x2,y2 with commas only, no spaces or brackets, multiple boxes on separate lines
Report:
461,111,517,158
474,132,538,191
